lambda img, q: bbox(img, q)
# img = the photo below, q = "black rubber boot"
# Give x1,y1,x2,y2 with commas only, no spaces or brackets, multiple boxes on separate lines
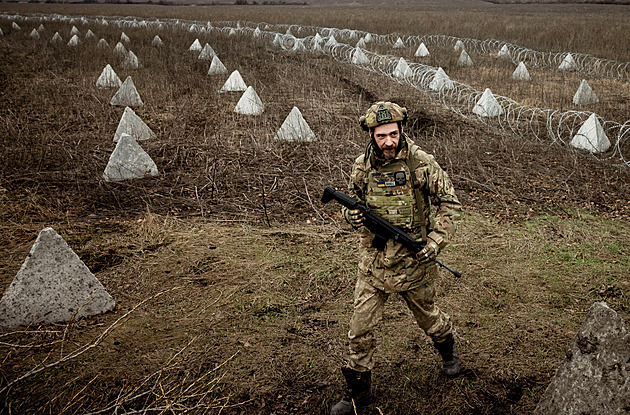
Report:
433,334,463,377
330,367,372,415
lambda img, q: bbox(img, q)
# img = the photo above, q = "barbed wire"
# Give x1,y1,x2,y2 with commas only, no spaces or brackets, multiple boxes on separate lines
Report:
209,20,630,82
212,23,630,167
2,13,629,166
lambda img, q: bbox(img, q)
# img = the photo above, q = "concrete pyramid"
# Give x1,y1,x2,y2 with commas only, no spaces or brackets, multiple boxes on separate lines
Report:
312,40,323,53
121,50,140,69
151,35,163,47
352,47,370,65
198,43,216,60
120,32,130,43
219,70,247,93
103,133,159,182
573,79,599,105
110,76,143,107
415,42,430,57
497,44,510,58
457,50,474,67
393,37,404,48
512,62,531,81
473,88,504,117
292,39,307,52
189,38,202,52
274,106,316,142
96,64,122,89
559,53,578,71
454,39,465,51
51,32,62,44
364,33,372,43
70,25,80,36
229,28,237,37
67,35,80,47
234,86,265,116
98,38,110,49
12,22,21,32
207,55,228,75
113,41,127,59
429,67,453,91
393,57,412,78
272,33,281,47
29,28,40,40
37,24,45,32
325,36,338,47
0,227,115,329
114,107,156,142
313,33,322,43
85,29,95,40
0,28,3,36
570,113,610,153
356,38,367,49
253,27,261,38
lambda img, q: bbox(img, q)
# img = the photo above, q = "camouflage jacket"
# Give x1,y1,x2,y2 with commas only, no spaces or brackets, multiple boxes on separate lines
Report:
346,134,462,292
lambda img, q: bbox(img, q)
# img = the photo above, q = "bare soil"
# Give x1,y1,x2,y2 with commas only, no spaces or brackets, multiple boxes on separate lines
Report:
0,3,629,414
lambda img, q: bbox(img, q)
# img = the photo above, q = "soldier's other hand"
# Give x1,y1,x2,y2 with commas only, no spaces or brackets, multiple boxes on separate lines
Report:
347,209,365,228
416,238,440,264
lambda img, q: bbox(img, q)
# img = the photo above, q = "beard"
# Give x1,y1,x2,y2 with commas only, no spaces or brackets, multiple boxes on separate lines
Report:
381,146,397,160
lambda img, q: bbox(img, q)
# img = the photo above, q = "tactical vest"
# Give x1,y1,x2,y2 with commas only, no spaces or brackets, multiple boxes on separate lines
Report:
365,159,422,231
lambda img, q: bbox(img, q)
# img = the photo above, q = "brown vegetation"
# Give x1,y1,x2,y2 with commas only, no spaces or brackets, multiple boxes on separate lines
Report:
0,3,629,414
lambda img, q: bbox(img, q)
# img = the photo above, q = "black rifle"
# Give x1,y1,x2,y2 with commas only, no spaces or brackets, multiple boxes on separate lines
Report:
321,186,462,278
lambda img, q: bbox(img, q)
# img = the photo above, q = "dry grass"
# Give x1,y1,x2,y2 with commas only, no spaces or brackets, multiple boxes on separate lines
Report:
0,3,629,414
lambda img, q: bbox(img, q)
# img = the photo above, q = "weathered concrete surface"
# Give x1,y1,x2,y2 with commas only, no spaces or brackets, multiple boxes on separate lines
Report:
512,62,531,81
473,88,503,117
219,70,247,93
96,64,121,89
207,55,228,76
234,86,264,116
110,76,143,107
0,228,115,329
573,79,599,106
534,302,630,415
103,133,158,182
113,106,156,142
274,107,316,142
570,113,611,154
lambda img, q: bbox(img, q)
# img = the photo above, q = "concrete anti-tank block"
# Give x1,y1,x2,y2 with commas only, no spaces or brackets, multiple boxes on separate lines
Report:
0,228,115,329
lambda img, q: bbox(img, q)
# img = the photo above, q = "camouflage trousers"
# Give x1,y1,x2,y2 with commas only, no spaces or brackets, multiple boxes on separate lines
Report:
347,274,453,372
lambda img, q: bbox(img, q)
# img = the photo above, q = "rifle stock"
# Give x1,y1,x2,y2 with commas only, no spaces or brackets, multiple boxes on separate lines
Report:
321,186,462,278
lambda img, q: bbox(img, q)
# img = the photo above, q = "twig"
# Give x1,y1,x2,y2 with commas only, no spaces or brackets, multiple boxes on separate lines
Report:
260,175,271,227
302,177,328,224
0,286,183,396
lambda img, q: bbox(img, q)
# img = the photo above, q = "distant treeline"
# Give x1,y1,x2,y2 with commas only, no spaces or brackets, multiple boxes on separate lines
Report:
483,0,630,4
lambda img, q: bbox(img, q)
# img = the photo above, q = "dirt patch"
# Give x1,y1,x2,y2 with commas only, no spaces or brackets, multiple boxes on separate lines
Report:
0,6,629,414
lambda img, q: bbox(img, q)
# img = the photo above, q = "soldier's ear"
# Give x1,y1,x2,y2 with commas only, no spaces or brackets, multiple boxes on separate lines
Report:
401,107,408,125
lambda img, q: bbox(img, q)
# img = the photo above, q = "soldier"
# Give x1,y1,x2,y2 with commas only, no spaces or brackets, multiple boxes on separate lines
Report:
330,102,463,415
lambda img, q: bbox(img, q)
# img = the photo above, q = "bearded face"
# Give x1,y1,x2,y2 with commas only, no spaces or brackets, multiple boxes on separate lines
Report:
372,122,401,160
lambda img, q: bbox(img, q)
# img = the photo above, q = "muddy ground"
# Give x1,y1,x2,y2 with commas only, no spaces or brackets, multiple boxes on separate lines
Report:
1,3,630,414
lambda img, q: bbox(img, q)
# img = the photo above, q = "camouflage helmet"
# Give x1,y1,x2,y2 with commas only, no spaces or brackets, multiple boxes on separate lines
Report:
359,101,408,131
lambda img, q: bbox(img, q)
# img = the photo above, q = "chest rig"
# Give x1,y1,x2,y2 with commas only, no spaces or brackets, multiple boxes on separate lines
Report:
365,160,422,230
363,142,429,242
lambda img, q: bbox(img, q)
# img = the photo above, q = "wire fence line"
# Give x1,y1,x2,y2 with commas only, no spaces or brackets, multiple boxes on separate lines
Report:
195,20,630,167
2,13,630,167
216,20,630,82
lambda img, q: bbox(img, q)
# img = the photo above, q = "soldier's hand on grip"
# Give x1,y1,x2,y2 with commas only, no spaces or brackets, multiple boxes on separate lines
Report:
346,209,365,229
416,238,440,264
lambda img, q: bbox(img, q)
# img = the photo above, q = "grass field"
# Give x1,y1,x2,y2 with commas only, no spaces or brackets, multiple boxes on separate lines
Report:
1,1,629,413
